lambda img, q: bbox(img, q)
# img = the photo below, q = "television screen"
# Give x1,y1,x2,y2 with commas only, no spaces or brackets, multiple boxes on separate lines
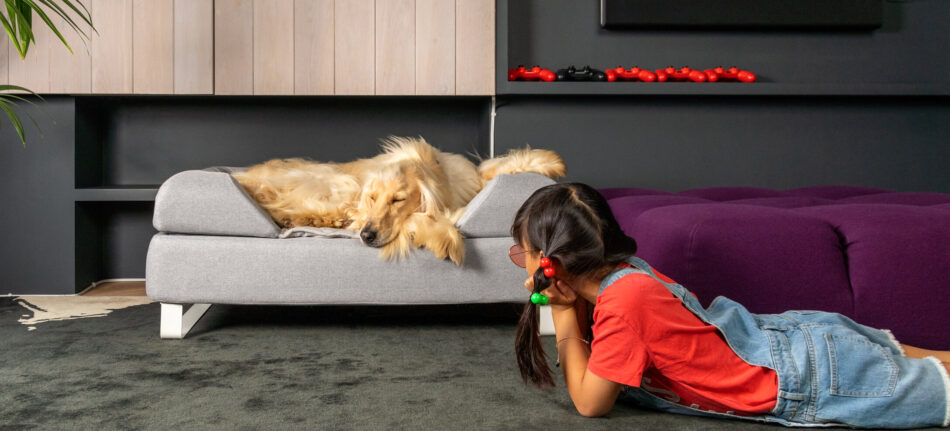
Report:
600,0,883,30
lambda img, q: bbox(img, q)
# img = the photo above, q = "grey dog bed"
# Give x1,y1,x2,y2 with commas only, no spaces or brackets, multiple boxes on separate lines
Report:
145,167,554,337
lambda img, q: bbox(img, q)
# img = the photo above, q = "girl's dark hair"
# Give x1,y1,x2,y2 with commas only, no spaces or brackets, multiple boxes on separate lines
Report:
510,182,639,388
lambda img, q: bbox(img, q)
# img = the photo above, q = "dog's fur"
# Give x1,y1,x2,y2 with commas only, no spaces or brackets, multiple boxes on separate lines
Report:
232,136,566,264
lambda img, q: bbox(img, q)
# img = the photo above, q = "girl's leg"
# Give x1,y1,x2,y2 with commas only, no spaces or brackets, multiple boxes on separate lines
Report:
901,343,950,373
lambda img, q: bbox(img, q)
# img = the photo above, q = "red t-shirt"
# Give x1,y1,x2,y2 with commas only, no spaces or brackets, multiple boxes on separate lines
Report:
586,262,778,416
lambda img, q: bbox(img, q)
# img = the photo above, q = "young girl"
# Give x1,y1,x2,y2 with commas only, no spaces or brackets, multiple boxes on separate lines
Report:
508,182,950,428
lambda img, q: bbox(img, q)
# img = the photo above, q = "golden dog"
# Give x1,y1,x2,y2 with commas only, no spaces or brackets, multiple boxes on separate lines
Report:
232,136,566,264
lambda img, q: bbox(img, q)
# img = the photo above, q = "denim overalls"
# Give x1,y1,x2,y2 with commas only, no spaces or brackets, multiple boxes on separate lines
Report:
601,255,949,428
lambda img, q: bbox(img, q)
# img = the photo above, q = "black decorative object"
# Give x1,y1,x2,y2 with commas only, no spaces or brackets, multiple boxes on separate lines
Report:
555,65,607,82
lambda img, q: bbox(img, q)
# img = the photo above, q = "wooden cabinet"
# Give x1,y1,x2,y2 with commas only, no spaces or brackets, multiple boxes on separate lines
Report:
415,0,455,95
294,0,335,94
3,0,494,95
219,0,495,95
455,0,494,95
253,0,295,95
174,0,215,94
129,0,216,94
375,0,415,95
132,0,170,93
50,5,93,93
2,0,213,94
87,0,133,94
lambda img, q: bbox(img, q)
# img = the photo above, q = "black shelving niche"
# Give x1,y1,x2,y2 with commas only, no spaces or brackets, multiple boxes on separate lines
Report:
496,0,950,96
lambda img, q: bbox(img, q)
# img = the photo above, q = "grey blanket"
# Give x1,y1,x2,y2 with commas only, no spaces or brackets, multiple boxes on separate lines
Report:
278,227,360,239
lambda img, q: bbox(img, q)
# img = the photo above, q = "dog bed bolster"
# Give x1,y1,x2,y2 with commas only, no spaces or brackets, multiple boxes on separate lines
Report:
153,167,281,238
456,173,555,238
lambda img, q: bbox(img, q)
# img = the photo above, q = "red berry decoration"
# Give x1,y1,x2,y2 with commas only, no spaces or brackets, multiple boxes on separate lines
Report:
543,267,556,277
539,257,551,268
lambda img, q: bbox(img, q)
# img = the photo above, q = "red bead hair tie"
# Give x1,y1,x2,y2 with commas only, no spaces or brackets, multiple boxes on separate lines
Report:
540,254,556,278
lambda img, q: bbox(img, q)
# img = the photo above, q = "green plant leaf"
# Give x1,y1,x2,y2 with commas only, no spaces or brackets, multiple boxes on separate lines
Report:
0,12,27,55
0,98,28,147
35,0,94,41
21,0,72,53
0,85,45,109
17,0,33,44
5,0,36,58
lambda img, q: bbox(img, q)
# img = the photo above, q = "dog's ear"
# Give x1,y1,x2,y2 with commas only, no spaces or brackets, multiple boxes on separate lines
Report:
412,166,452,217
416,177,442,215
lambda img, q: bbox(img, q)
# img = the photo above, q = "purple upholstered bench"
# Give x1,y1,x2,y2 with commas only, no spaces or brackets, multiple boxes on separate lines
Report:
598,185,950,349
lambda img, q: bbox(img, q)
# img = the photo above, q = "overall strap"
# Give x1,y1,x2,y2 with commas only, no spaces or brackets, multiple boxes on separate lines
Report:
627,255,693,296
598,266,641,295
597,255,690,300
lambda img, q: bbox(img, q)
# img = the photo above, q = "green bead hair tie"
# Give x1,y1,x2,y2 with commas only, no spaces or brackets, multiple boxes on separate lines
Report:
530,292,549,305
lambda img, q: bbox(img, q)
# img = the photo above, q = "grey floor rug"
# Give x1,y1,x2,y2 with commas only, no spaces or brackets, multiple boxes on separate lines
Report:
1,297,932,430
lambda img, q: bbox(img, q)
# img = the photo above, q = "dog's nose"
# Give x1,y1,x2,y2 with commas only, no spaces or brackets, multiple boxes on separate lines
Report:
360,229,377,244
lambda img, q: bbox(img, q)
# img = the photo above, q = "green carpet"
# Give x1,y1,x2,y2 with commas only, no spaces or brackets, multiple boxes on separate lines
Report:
1,297,934,430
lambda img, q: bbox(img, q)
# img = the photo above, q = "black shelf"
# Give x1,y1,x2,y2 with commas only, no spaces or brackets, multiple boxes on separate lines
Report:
75,201,155,293
496,0,950,98
498,82,950,96
74,186,159,202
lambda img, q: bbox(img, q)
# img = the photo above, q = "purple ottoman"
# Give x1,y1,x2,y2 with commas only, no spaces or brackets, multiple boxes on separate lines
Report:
600,186,950,349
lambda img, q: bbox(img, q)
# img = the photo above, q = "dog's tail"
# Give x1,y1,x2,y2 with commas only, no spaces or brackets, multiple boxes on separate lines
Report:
477,146,567,185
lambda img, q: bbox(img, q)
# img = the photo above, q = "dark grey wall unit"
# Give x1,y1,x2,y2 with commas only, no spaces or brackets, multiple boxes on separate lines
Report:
495,0,949,193
0,97,75,295
494,95,950,192
4,96,491,295
498,0,950,95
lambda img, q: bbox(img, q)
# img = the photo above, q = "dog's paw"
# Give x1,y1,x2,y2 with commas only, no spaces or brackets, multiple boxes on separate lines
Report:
405,213,465,265
446,239,465,266
432,229,465,266
331,218,350,228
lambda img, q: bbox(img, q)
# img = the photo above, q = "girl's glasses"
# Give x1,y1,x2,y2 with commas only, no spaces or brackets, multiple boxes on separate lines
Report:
509,244,527,268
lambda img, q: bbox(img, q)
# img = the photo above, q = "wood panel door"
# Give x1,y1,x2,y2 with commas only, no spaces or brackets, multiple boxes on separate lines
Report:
91,0,133,93
456,0,494,95
2,0,493,95
218,0,495,95
334,0,375,95
294,0,334,95
133,0,174,93
131,0,214,94
49,8,93,94
174,0,214,94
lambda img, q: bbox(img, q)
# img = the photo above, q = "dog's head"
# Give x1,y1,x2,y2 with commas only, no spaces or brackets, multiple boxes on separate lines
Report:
350,141,446,247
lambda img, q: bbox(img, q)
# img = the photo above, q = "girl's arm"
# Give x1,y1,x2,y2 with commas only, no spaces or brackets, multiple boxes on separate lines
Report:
552,305,624,417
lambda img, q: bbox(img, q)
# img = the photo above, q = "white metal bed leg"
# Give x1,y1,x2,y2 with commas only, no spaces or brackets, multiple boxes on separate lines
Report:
160,303,212,339
539,304,555,336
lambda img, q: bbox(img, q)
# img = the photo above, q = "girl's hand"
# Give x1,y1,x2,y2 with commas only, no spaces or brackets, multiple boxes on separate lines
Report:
523,277,577,311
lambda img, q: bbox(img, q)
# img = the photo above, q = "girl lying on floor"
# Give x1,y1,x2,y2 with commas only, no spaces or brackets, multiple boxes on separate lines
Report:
508,182,949,428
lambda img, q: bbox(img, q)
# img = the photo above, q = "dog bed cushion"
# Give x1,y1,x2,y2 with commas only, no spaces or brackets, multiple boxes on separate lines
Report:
145,234,526,305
